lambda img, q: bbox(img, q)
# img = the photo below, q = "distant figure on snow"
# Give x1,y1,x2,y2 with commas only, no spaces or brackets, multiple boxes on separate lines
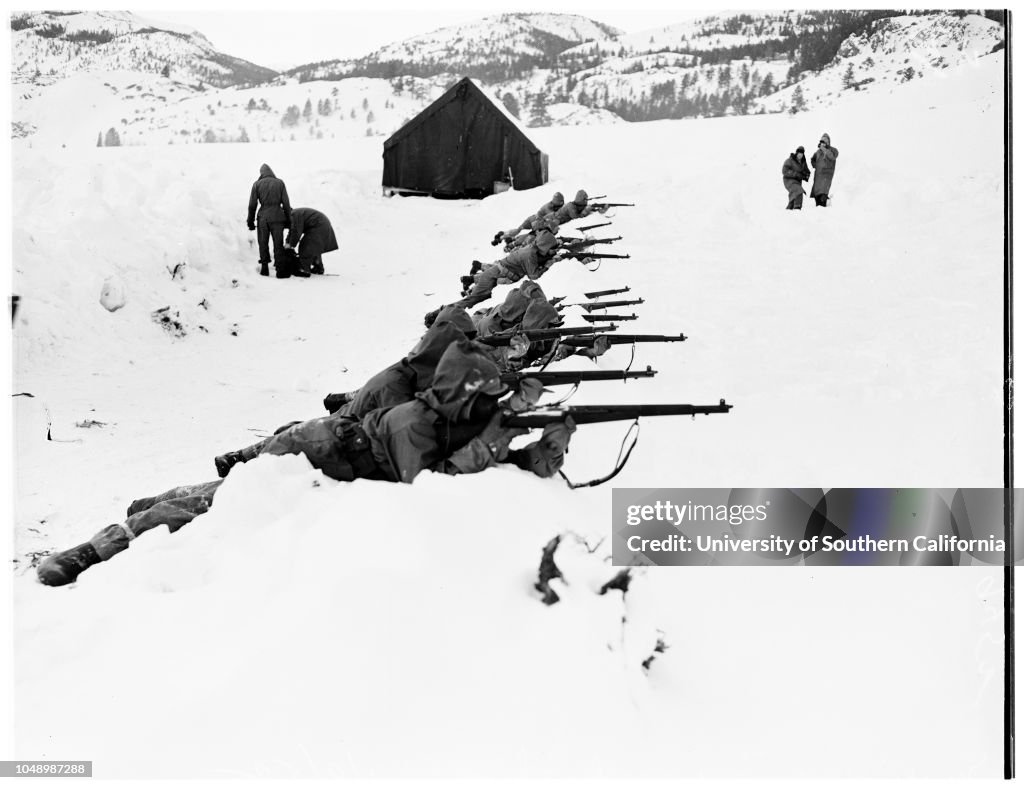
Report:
246,163,292,278
810,133,839,207
782,146,810,210
286,207,339,277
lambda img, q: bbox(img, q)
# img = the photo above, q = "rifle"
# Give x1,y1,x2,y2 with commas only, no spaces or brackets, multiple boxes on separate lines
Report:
591,202,635,214
476,325,620,347
503,399,732,428
581,313,637,322
584,286,630,299
558,251,631,262
500,366,657,386
569,298,645,311
577,221,612,233
557,332,687,348
559,236,622,247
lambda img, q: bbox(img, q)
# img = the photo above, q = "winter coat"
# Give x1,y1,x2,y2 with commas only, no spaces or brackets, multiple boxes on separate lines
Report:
810,146,839,198
362,340,509,483
782,154,810,199
286,208,339,257
474,288,531,336
499,243,556,281
342,322,470,419
247,164,292,227
553,200,591,224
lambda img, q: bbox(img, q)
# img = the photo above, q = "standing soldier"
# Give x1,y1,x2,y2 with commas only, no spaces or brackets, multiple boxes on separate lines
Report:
782,146,810,210
246,164,292,278
286,207,339,277
810,133,839,207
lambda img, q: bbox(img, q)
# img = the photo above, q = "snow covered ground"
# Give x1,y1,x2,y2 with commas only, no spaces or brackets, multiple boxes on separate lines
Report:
10,49,1007,778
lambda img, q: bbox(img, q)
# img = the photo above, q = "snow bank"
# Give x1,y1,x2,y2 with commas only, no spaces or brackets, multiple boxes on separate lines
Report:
12,52,1007,777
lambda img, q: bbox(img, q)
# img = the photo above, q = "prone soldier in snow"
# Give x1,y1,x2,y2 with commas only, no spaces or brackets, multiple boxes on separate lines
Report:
552,189,596,224
37,340,574,587
450,228,562,312
492,191,564,245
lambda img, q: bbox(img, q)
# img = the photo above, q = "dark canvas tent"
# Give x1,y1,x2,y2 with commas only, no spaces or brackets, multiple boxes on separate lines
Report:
382,77,548,199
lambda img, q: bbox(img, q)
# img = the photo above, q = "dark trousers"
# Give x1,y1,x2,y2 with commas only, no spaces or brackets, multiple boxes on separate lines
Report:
814,194,829,207
296,246,324,276
257,218,286,268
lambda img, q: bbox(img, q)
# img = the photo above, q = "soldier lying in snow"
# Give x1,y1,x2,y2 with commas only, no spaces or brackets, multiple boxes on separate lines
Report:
453,228,561,310
494,191,564,245
37,340,575,587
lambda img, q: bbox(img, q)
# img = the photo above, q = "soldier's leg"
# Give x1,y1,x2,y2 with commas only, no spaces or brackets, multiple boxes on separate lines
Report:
454,264,510,310
311,254,324,275
269,221,286,271
213,421,302,478
257,218,272,266
38,480,223,586
294,246,313,277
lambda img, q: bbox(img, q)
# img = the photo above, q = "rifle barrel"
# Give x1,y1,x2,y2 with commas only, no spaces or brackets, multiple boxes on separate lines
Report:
477,325,619,346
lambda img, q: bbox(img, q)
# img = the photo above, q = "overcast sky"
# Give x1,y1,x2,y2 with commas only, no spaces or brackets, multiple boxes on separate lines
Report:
145,4,716,71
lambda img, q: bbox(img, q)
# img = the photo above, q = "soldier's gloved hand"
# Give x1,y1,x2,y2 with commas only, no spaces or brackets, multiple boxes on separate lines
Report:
553,343,574,362
581,335,611,360
507,377,546,412
515,417,576,478
508,333,530,360
477,410,528,461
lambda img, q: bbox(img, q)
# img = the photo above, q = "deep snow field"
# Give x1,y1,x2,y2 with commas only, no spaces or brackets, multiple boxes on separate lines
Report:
10,51,1007,778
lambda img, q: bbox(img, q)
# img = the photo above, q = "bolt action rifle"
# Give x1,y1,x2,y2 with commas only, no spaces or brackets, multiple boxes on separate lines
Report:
557,251,631,263
502,399,732,428
559,235,622,247
576,220,612,233
476,325,620,347
584,286,630,299
556,332,687,348
580,313,637,323
500,366,657,386
590,202,635,214
567,298,645,311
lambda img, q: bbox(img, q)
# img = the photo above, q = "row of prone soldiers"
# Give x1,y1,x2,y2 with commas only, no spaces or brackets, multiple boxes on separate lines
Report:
424,188,630,323
37,289,590,586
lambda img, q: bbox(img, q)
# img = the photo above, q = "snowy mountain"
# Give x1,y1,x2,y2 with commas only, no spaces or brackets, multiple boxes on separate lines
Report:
9,10,1005,147
11,46,1007,777
11,10,278,88
285,13,621,83
757,13,1006,113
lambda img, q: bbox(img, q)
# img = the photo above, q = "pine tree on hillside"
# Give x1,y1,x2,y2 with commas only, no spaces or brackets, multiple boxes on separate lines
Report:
842,62,855,89
529,93,551,127
104,128,121,146
96,131,102,147
303,98,313,120
789,84,807,114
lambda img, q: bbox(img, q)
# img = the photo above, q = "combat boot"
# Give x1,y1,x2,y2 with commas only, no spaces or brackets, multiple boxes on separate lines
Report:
37,523,132,586
259,262,270,277
37,541,102,586
215,450,246,478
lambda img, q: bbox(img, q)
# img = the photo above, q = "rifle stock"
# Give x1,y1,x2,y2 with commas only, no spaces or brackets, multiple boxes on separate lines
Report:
560,251,631,261
581,313,637,322
575,298,645,311
503,400,732,428
577,221,612,233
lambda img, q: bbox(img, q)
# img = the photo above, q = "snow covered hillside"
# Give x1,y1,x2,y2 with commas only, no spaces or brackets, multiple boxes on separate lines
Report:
11,10,276,88
286,12,620,83
11,49,1006,778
